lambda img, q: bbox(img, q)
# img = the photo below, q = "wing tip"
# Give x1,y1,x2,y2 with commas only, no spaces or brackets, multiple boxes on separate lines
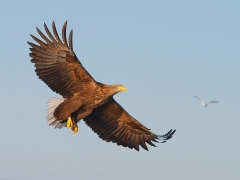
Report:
157,129,176,143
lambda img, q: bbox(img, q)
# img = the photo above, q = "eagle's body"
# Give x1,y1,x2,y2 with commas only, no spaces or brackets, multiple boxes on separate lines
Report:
53,83,124,129
28,21,176,151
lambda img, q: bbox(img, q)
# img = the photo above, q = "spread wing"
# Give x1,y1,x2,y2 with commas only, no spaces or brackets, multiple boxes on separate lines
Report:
84,98,176,151
206,100,219,105
194,95,206,106
28,21,96,98
194,95,204,103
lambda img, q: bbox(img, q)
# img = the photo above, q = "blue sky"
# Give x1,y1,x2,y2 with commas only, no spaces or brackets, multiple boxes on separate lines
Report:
0,1,239,180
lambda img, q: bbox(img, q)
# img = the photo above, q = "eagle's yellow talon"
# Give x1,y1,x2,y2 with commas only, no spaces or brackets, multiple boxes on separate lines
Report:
67,117,73,128
72,125,78,134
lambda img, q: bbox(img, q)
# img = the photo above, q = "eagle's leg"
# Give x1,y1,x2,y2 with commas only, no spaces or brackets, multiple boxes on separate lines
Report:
67,102,90,134
67,117,73,129
66,116,78,133
71,114,79,134
71,124,78,134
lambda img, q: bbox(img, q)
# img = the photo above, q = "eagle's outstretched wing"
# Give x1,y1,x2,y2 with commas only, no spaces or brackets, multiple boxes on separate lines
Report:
28,21,96,98
84,98,176,151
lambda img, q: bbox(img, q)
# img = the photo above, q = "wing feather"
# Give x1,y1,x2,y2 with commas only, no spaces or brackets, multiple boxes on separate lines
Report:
62,22,68,45
44,23,57,43
84,99,176,151
52,21,63,44
36,27,52,44
69,30,73,51
207,100,219,104
28,21,96,98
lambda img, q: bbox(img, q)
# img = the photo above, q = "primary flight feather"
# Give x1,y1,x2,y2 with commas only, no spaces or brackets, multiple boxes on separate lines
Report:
28,21,176,151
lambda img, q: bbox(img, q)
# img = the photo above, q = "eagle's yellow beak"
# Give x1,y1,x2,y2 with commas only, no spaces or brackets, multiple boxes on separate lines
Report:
119,85,127,92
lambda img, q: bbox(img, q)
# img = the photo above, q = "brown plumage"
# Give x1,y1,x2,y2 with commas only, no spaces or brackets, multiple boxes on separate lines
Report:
28,21,176,151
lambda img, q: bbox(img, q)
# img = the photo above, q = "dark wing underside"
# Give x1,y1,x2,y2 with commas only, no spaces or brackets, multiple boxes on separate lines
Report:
28,21,96,98
84,98,176,151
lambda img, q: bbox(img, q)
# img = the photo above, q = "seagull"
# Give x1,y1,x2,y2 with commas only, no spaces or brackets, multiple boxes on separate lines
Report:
194,95,219,107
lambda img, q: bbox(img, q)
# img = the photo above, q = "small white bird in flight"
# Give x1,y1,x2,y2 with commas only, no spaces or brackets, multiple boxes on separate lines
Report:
194,95,219,107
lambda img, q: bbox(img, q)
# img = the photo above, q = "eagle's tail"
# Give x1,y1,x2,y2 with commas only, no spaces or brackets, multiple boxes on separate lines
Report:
46,97,66,129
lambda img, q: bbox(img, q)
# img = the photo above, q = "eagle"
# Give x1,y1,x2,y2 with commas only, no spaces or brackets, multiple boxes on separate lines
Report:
28,21,176,151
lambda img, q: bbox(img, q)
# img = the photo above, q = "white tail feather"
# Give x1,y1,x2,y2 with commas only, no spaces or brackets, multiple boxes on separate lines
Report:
58,123,66,129
49,121,57,126
46,107,57,114
46,97,66,129
46,113,54,120
55,122,62,129
48,118,57,125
